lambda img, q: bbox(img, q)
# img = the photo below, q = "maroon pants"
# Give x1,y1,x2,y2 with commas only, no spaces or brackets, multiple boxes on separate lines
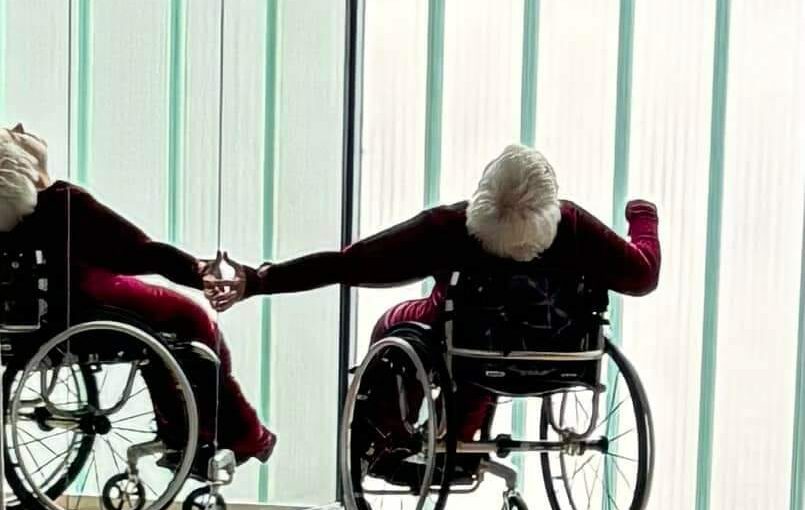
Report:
371,301,495,442
80,268,272,460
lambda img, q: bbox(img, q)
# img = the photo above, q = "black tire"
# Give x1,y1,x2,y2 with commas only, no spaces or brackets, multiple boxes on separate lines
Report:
341,325,455,510
505,493,529,510
182,486,226,510
2,358,98,510
539,339,654,510
101,473,146,510
4,318,200,510
392,326,456,510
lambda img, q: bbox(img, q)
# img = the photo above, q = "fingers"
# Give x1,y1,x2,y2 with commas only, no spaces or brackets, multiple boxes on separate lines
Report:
202,273,245,312
210,290,238,308
207,286,241,312
203,279,241,288
222,251,244,270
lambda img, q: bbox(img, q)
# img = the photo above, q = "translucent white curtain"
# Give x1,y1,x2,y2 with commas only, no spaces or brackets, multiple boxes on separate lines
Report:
534,0,619,220
268,0,345,504
355,0,429,358
88,0,170,236
709,1,805,508
181,0,221,261
622,0,715,508
215,0,269,501
439,0,523,204
2,0,71,182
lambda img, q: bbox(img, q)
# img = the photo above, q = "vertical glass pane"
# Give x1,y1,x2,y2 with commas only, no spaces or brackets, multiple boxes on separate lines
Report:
181,0,221,259
2,0,70,182
88,0,170,235
622,0,715,508
356,0,429,358
710,1,805,508
534,0,619,220
439,0,523,204
215,0,268,501
267,0,345,504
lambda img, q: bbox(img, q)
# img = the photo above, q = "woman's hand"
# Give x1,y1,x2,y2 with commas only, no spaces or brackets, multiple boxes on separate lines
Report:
625,199,658,222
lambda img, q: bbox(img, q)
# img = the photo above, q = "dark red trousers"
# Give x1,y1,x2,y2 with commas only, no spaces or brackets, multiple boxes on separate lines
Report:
80,268,273,460
371,297,495,442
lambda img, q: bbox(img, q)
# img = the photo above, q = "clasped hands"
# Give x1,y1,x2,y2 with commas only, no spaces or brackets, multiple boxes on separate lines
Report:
197,251,266,312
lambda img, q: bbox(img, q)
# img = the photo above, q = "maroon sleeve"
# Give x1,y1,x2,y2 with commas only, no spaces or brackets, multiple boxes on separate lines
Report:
573,200,661,296
247,206,462,296
69,186,203,290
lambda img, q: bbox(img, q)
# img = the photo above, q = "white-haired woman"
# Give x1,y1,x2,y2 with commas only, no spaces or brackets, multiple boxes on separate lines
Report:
0,124,275,472
212,144,660,444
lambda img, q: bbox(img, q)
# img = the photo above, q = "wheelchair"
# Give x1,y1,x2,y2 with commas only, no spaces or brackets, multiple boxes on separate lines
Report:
340,265,655,510
0,245,235,510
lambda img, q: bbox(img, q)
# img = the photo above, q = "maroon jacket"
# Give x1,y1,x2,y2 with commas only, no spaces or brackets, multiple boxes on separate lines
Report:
244,200,660,324
6,180,203,326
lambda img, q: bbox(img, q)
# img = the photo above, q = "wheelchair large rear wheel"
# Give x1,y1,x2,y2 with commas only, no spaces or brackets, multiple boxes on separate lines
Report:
3,359,97,509
539,339,654,510
5,320,199,510
340,333,455,510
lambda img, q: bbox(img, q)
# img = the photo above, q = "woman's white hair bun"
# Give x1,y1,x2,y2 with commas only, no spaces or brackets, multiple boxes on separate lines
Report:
466,144,560,261
0,140,39,232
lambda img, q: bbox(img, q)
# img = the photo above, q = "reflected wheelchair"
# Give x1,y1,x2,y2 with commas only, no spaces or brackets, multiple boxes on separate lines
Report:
340,264,655,510
1,246,235,510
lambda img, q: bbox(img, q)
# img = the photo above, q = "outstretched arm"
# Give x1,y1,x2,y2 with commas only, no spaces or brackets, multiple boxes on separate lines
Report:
575,199,660,296
70,186,204,290
241,205,463,297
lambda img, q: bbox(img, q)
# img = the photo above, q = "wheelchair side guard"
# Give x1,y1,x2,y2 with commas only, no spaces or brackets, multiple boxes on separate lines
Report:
188,340,223,366
348,321,434,375
383,321,433,337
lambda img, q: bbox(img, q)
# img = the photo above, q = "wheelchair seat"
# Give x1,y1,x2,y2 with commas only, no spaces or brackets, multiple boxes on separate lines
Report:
444,263,609,396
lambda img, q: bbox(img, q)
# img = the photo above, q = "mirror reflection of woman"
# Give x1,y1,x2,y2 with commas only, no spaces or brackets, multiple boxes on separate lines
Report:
0,123,276,472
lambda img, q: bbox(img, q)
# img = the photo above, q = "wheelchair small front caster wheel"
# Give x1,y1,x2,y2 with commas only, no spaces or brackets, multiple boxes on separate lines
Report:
183,486,227,510
102,473,146,510
503,492,528,510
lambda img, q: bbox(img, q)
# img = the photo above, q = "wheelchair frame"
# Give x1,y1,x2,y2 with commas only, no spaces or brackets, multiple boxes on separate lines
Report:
1,316,237,510
341,316,654,510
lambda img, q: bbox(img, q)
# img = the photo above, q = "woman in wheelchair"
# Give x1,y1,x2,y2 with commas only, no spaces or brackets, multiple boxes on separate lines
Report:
0,124,275,474
210,144,660,509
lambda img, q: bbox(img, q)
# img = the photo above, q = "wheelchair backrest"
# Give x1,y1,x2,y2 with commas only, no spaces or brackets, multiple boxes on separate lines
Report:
444,265,608,355
0,237,47,332
444,264,609,395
